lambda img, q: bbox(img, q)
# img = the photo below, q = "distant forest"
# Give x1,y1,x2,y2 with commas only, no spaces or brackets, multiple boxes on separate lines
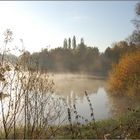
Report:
18,36,139,76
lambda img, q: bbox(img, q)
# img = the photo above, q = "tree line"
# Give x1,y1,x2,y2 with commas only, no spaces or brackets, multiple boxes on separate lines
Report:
19,37,139,76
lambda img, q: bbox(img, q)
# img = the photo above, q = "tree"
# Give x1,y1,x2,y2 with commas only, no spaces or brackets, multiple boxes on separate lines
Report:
19,51,31,71
80,38,84,45
133,2,140,30
127,2,140,45
108,50,140,96
127,30,140,45
63,38,68,49
72,36,76,50
68,37,71,49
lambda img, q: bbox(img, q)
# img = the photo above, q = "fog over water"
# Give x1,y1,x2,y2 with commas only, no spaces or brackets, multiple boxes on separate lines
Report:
0,73,139,126
50,73,111,121
50,73,140,122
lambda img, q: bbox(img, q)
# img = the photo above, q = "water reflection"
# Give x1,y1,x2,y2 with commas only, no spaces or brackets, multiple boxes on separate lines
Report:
1,73,139,125
75,88,112,121
52,74,112,121
53,73,106,96
52,73,140,122
108,94,140,116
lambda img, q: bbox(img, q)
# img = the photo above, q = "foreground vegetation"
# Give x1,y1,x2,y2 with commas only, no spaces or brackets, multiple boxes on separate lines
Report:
0,106,139,139
56,107,140,139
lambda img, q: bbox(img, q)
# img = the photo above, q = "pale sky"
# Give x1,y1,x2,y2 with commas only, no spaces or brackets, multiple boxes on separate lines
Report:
0,1,138,55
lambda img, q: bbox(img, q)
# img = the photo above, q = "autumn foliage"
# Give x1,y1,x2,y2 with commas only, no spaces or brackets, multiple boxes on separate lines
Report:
108,50,140,96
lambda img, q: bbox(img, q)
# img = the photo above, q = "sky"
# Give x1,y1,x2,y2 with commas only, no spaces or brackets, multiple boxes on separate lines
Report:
0,1,138,55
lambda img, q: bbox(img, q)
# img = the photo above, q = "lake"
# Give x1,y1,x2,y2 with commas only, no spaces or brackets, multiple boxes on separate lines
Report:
52,73,111,122
51,73,140,123
0,73,139,126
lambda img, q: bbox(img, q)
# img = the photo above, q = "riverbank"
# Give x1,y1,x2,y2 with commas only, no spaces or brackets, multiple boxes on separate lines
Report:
0,106,139,139
55,106,140,139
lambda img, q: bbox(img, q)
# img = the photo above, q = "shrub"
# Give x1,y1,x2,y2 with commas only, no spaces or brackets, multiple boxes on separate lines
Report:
108,50,140,96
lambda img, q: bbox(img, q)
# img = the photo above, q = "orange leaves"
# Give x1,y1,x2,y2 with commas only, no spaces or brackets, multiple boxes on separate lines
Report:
108,50,140,96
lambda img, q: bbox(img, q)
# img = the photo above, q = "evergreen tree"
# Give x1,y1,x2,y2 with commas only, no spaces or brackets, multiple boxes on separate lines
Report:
80,38,84,45
72,36,76,49
68,37,71,49
63,38,68,49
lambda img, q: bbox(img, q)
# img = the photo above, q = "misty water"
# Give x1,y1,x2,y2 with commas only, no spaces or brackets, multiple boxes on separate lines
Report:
51,74,112,122
0,73,139,126
51,73,140,123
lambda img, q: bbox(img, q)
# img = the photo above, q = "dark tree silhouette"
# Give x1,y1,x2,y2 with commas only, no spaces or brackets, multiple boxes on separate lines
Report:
68,38,71,49
72,36,76,50
63,38,68,49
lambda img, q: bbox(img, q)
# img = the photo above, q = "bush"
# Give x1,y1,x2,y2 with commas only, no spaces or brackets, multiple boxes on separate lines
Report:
108,50,140,96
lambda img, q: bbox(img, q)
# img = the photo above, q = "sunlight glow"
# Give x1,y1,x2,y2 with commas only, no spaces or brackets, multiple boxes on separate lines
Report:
0,1,137,55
